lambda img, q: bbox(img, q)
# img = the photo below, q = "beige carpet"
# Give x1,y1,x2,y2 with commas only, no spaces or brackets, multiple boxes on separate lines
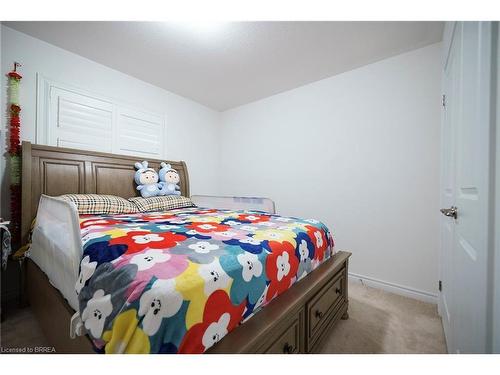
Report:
0,281,447,354
320,281,447,353
1,305,49,351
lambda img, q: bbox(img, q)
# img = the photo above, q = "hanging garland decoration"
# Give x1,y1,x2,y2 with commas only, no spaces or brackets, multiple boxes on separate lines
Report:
7,63,22,248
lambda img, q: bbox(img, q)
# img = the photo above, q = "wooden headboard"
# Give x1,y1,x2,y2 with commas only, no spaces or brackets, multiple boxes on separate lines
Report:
21,141,190,244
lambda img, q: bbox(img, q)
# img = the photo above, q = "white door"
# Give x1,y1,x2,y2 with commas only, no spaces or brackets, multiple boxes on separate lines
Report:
439,22,494,353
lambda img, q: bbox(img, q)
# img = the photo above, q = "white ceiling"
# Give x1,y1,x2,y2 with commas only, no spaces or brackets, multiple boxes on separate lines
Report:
4,21,443,111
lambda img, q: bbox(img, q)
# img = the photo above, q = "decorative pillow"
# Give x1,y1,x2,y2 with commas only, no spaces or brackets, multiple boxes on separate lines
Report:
58,194,138,215
129,195,195,212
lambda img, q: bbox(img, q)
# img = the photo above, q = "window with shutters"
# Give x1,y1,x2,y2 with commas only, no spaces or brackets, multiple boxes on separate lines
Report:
49,87,114,152
36,75,166,159
116,107,164,158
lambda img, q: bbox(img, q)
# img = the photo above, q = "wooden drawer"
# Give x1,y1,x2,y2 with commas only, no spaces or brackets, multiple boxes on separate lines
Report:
306,268,345,347
259,310,304,354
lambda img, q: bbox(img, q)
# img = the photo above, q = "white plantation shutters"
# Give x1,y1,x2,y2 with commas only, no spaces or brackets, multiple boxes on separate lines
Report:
49,88,114,152
116,107,163,158
38,76,165,158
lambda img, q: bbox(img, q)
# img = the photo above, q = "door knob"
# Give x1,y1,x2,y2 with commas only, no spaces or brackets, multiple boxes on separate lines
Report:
440,206,458,219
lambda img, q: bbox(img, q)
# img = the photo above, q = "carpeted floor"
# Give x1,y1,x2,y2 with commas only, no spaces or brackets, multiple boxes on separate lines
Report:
320,281,447,353
1,305,49,352
0,281,447,354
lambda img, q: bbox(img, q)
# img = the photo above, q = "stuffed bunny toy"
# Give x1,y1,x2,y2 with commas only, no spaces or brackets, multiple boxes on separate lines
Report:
158,162,181,196
134,161,162,198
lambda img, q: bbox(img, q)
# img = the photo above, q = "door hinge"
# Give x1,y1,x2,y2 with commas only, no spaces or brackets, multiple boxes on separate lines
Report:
442,94,446,108
438,280,442,292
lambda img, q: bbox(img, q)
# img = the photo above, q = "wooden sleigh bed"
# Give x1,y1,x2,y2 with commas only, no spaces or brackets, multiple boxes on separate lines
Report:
21,141,350,354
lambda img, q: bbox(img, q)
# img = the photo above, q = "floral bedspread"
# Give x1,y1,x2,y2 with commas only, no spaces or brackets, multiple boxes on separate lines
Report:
76,207,335,354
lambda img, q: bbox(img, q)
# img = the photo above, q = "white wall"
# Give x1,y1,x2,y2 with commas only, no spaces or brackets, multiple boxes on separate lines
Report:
219,43,442,299
0,26,221,218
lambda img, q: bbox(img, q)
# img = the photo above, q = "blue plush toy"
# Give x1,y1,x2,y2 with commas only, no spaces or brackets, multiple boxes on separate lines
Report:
158,162,181,196
134,161,163,198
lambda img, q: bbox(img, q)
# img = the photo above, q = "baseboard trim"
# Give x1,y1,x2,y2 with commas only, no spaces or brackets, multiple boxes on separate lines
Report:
348,272,438,304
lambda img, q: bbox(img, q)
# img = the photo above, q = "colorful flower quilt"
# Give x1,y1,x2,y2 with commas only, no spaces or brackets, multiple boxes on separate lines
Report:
76,207,335,353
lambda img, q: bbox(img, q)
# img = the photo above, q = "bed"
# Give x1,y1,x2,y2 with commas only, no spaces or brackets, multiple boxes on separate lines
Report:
21,141,351,354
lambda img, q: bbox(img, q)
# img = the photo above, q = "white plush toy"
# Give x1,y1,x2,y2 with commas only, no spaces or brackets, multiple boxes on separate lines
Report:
158,162,181,196
134,161,162,198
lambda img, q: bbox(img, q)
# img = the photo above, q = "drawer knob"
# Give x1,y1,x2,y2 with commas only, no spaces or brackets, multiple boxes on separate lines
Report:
335,287,342,295
283,343,295,354
315,310,324,319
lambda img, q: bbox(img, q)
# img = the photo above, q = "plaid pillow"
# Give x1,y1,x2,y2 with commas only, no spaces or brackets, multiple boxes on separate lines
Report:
129,195,195,212
58,194,138,215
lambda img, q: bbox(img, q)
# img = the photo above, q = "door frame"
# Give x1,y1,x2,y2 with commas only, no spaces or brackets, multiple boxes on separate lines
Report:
492,22,500,354
438,21,456,353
